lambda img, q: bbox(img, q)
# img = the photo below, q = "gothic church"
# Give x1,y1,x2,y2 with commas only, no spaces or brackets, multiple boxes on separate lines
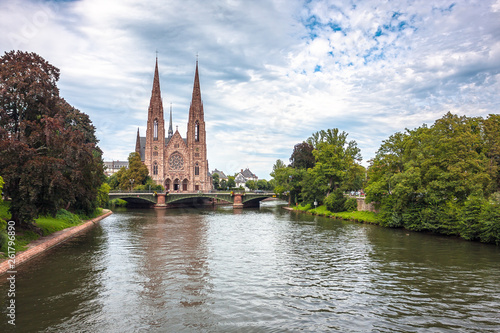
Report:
135,58,212,192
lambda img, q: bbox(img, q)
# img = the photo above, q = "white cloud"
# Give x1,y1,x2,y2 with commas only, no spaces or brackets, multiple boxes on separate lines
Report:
1,0,499,179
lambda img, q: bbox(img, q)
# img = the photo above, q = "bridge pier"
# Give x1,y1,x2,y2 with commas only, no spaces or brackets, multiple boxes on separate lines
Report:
154,194,167,209
233,193,244,208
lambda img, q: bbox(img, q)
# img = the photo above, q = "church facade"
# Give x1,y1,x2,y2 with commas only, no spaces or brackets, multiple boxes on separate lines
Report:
135,58,212,192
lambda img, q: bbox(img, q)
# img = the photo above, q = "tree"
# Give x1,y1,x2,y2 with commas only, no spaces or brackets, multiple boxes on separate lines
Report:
212,173,220,189
227,176,236,189
365,112,500,242
245,180,257,191
289,142,315,169
0,51,104,228
270,159,291,196
116,152,149,190
106,173,120,190
257,179,271,191
0,176,4,205
303,128,362,203
97,183,111,207
483,114,500,192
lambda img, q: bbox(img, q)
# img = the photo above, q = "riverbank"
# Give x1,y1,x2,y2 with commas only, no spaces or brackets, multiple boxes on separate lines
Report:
0,209,112,275
284,204,381,224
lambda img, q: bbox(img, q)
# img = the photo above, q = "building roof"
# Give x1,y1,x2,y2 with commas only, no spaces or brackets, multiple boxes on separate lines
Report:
211,168,227,179
241,168,258,179
137,136,187,162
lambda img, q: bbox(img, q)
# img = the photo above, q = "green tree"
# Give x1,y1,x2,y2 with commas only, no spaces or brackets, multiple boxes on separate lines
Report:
257,179,270,191
483,114,500,192
270,159,291,196
106,173,120,190
245,180,257,191
212,173,220,189
227,176,236,189
301,129,361,204
134,176,164,192
97,183,111,207
116,152,149,190
324,188,347,213
366,112,499,242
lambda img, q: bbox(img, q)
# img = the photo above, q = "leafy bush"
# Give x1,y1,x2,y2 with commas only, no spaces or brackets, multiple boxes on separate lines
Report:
344,198,358,212
109,198,128,207
324,189,346,213
55,209,81,224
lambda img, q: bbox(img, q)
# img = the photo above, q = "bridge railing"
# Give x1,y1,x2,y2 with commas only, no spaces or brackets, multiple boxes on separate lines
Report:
109,190,155,194
109,190,276,196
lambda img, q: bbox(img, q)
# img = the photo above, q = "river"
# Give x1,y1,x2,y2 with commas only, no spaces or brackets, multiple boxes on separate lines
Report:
1,201,499,332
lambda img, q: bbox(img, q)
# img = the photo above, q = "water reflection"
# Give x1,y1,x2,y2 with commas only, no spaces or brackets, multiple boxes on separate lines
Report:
0,202,499,332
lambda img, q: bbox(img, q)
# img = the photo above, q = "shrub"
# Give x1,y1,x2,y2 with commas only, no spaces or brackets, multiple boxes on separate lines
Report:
55,209,81,224
324,188,346,213
344,198,358,212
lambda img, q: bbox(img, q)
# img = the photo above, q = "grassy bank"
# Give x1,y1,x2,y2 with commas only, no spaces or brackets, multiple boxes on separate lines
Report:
293,203,381,224
0,201,102,257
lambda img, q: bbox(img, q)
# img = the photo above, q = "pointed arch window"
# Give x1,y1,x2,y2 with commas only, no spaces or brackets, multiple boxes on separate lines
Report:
195,162,199,176
153,162,158,175
153,119,158,141
195,121,199,142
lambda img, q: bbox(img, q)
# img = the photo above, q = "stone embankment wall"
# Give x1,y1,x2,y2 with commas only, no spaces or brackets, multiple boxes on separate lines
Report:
0,210,113,275
356,197,379,213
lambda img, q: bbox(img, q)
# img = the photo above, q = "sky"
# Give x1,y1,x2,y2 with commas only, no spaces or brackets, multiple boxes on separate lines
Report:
1,0,499,179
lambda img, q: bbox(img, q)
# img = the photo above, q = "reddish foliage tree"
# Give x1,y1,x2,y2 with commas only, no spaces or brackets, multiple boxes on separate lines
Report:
0,50,104,229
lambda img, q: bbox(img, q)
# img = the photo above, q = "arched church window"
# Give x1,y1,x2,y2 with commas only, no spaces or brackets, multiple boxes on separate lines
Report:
153,119,158,141
195,121,199,142
195,163,199,176
153,162,158,175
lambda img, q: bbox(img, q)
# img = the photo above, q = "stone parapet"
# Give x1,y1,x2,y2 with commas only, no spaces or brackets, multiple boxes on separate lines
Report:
0,210,113,276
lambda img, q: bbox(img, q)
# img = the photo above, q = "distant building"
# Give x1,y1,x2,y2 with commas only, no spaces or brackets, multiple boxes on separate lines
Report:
211,169,228,181
104,160,128,176
235,168,258,189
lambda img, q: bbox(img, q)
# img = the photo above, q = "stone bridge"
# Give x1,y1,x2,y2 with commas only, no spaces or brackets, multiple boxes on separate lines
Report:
108,191,276,209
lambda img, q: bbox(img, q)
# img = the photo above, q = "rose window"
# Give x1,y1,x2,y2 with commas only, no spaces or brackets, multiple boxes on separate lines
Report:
169,153,184,170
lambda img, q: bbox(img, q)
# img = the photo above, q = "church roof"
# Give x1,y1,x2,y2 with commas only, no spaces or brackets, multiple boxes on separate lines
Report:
138,137,146,161
137,136,187,162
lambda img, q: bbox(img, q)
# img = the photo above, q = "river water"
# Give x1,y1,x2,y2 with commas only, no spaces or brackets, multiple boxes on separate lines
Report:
1,202,499,332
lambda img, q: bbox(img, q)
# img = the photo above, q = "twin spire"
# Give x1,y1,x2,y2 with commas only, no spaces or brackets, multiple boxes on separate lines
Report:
146,54,202,140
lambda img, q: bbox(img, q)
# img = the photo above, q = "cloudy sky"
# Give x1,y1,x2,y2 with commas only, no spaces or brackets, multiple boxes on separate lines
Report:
1,0,499,179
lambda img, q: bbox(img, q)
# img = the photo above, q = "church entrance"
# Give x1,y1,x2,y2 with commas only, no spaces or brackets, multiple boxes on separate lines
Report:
173,179,180,191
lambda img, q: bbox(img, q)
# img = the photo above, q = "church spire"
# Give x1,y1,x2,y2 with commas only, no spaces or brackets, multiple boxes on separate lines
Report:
135,127,141,154
148,56,163,119
189,58,203,120
168,103,173,138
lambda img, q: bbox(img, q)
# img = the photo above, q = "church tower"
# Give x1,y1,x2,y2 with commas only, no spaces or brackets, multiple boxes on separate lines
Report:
136,56,212,192
186,59,211,191
145,57,166,185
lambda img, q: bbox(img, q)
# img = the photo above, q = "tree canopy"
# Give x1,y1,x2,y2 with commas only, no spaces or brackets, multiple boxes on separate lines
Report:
271,128,365,206
0,50,104,228
114,152,150,190
365,112,500,243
